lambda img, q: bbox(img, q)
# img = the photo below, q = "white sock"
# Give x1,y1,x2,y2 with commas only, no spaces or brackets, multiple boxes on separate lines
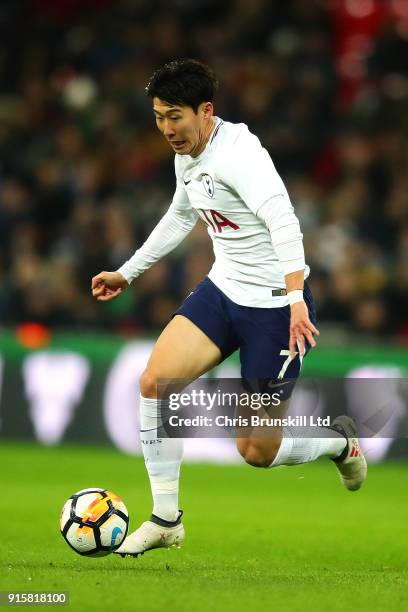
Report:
270,426,347,467
140,395,183,522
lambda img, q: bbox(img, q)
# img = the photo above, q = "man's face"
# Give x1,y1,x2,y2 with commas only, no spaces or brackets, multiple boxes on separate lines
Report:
153,97,213,156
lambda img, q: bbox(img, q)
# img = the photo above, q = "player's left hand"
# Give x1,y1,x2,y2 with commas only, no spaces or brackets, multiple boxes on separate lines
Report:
289,301,319,360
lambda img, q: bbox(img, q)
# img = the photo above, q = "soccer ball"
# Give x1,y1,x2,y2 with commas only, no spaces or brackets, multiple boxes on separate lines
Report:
60,488,129,556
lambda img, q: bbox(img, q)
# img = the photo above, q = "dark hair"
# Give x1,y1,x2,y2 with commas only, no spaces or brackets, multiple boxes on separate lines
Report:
145,59,218,113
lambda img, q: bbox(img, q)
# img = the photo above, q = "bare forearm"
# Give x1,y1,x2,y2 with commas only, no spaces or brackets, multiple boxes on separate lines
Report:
284,270,304,293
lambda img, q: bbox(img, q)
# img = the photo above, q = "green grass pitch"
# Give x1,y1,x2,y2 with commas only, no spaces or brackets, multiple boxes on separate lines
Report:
1,442,407,612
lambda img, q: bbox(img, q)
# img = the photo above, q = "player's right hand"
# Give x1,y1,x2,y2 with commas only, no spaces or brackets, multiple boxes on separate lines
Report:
91,271,128,301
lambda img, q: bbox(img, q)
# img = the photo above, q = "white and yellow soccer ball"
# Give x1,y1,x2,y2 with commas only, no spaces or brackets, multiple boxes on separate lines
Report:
60,488,129,556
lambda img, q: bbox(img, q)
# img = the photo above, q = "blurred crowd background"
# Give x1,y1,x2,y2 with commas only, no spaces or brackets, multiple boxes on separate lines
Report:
0,0,408,340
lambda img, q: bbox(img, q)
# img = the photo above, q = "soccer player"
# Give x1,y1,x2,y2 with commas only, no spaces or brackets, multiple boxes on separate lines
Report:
91,59,367,557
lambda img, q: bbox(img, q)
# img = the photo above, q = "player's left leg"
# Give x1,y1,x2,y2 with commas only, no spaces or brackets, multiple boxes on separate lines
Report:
235,283,367,490
237,413,367,491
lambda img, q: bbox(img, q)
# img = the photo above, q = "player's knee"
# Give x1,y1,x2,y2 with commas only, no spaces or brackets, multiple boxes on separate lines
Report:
242,444,270,468
236,439,269,467
139,369,158,399
236,438,249,461
240,441,280,468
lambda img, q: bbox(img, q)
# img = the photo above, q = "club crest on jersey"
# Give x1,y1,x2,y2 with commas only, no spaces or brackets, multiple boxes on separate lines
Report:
201,173,214,198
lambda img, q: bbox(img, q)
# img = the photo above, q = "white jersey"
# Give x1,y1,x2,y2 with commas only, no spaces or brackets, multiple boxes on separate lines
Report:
118,117,309,308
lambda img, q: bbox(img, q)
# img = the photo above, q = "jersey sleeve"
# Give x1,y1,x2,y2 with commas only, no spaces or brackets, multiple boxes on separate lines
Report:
217,131,306,276
216,131,287,215
117,181,198,284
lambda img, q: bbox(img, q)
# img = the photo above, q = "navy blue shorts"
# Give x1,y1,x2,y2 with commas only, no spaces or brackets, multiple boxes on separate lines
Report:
175,277,317,398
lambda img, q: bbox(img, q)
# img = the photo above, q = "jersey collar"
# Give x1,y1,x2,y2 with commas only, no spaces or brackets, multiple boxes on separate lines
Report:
181,117,224,163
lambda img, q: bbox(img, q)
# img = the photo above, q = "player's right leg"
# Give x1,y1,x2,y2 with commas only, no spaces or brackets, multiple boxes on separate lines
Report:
115,313,222,557
139,313,223,398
